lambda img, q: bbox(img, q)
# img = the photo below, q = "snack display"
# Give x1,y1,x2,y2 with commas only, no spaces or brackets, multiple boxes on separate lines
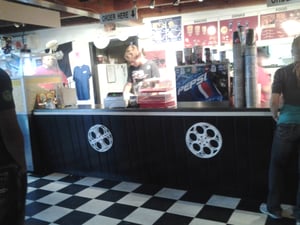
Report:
137,78,176,108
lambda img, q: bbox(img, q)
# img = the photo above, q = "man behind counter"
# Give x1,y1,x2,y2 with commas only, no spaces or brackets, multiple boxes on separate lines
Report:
123,44,160,96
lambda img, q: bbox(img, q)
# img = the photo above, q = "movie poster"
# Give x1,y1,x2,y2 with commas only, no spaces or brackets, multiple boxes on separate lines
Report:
151,16,182,43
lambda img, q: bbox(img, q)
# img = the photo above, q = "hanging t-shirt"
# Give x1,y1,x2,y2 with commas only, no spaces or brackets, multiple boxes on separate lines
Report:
57,42,73,78
73,65,91,100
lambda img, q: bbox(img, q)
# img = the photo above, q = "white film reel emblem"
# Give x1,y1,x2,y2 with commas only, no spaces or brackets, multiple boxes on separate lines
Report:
88,124,113,152
186,122,222,158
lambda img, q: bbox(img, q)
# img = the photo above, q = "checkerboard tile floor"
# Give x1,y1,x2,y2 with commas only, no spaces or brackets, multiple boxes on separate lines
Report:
25,173,296,225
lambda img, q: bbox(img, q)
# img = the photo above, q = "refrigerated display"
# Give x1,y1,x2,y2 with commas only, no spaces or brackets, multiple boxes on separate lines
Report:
175,63,230,107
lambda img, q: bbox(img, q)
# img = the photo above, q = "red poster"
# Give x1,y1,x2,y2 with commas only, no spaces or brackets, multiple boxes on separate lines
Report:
219,16,258,45
260,9,300,40
184,21,218,48
145,50,166,68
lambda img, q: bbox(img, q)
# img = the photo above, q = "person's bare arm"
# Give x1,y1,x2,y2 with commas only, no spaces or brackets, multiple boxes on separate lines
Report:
270,93,281,122
123,82,132,94
0,109,26,173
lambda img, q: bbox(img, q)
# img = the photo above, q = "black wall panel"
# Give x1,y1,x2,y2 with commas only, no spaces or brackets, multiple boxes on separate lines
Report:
31,114,296,203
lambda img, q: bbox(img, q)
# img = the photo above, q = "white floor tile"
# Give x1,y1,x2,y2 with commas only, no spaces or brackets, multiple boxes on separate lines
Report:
124,207,164,225
83,215,121,225
207,194,241,209
189,218,227,225
42,173,69,181
117,192,151,207
228,210,267,225
75,186,108,198
111,181,141,192
76,199,114,214
155,187,186,200
37,192,71,205
75,177,103,186
27,186,36,193
167,200,204,217
32,206,72,222
27,175,40,183
40,181,70,192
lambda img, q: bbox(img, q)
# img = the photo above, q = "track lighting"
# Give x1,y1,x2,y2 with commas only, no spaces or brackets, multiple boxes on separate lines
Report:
149,0,155,9
173,0,180,6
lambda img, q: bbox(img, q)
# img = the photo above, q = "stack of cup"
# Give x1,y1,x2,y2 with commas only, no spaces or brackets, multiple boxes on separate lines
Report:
193,45,203,64
184,48,193,65
244,28,257,108
176,50,183,66
232,31,244,108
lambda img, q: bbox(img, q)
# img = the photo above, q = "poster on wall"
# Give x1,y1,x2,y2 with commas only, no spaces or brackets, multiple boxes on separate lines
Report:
144,50,166,68
184,21,218,48
219,16,258,45
260,9,300,40
151,16,182,43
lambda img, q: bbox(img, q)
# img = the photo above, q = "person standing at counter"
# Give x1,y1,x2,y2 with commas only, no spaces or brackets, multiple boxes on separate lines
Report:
260,36,300,224
34,55,68,89
123,44,160,96
257,47,271,107
0,68,27,225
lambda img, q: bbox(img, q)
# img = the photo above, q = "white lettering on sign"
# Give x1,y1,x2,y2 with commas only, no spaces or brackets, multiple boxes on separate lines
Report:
194,19,207,23
267,0,300,7
232,13,245,18
275,6,288,11
100,8,138,24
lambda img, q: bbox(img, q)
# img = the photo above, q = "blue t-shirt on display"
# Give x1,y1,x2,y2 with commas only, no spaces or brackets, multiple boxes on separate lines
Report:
73,65,91,100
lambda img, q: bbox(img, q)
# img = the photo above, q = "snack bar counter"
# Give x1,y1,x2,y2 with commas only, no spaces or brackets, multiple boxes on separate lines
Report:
30,107,297,204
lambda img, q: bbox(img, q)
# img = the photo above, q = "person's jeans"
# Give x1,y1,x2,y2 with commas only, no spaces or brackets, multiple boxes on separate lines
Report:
267,124,300,219
0,164,27,225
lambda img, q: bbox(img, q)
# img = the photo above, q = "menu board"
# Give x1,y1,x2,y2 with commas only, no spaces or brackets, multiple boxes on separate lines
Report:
184,21,218,48
151,16,182,43
260,9,300,40
219,16,258,45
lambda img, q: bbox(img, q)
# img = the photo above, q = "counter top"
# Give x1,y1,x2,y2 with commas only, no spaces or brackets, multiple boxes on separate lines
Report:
32,105,272,117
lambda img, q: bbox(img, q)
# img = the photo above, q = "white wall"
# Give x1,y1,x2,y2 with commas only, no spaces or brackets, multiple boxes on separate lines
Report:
9,2,300,90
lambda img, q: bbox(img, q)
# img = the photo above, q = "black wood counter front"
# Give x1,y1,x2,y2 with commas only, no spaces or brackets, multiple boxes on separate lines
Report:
31,107,296,204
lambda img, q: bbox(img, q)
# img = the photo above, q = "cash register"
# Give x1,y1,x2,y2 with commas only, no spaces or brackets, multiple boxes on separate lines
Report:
104,92,128,108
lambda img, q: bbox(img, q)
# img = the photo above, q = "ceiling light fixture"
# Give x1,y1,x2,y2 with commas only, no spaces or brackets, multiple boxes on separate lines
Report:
198,0,204,2
173,0,180,6
149,0,155,9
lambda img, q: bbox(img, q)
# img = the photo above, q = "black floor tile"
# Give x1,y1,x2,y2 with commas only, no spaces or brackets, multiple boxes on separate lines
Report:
196,205,234,223
26,189,52,201
57,196,91,209
118,221,141,225
93,179,121,189
141,197,176,211
100,203,137,220
153,213,193,225
96,190,129,202
59,174,83,183
27,179,52,188
180,190,212,204
26,202,51,217
236,198,262,213
25,218,49,225
54,210,94,225
57,184,87,195
133,183,162,195
265,217,295,225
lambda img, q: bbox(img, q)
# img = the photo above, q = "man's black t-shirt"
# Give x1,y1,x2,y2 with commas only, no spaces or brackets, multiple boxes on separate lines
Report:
0,68,15,111
272,63,300,105
127,60,160,94
0,68,15,165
